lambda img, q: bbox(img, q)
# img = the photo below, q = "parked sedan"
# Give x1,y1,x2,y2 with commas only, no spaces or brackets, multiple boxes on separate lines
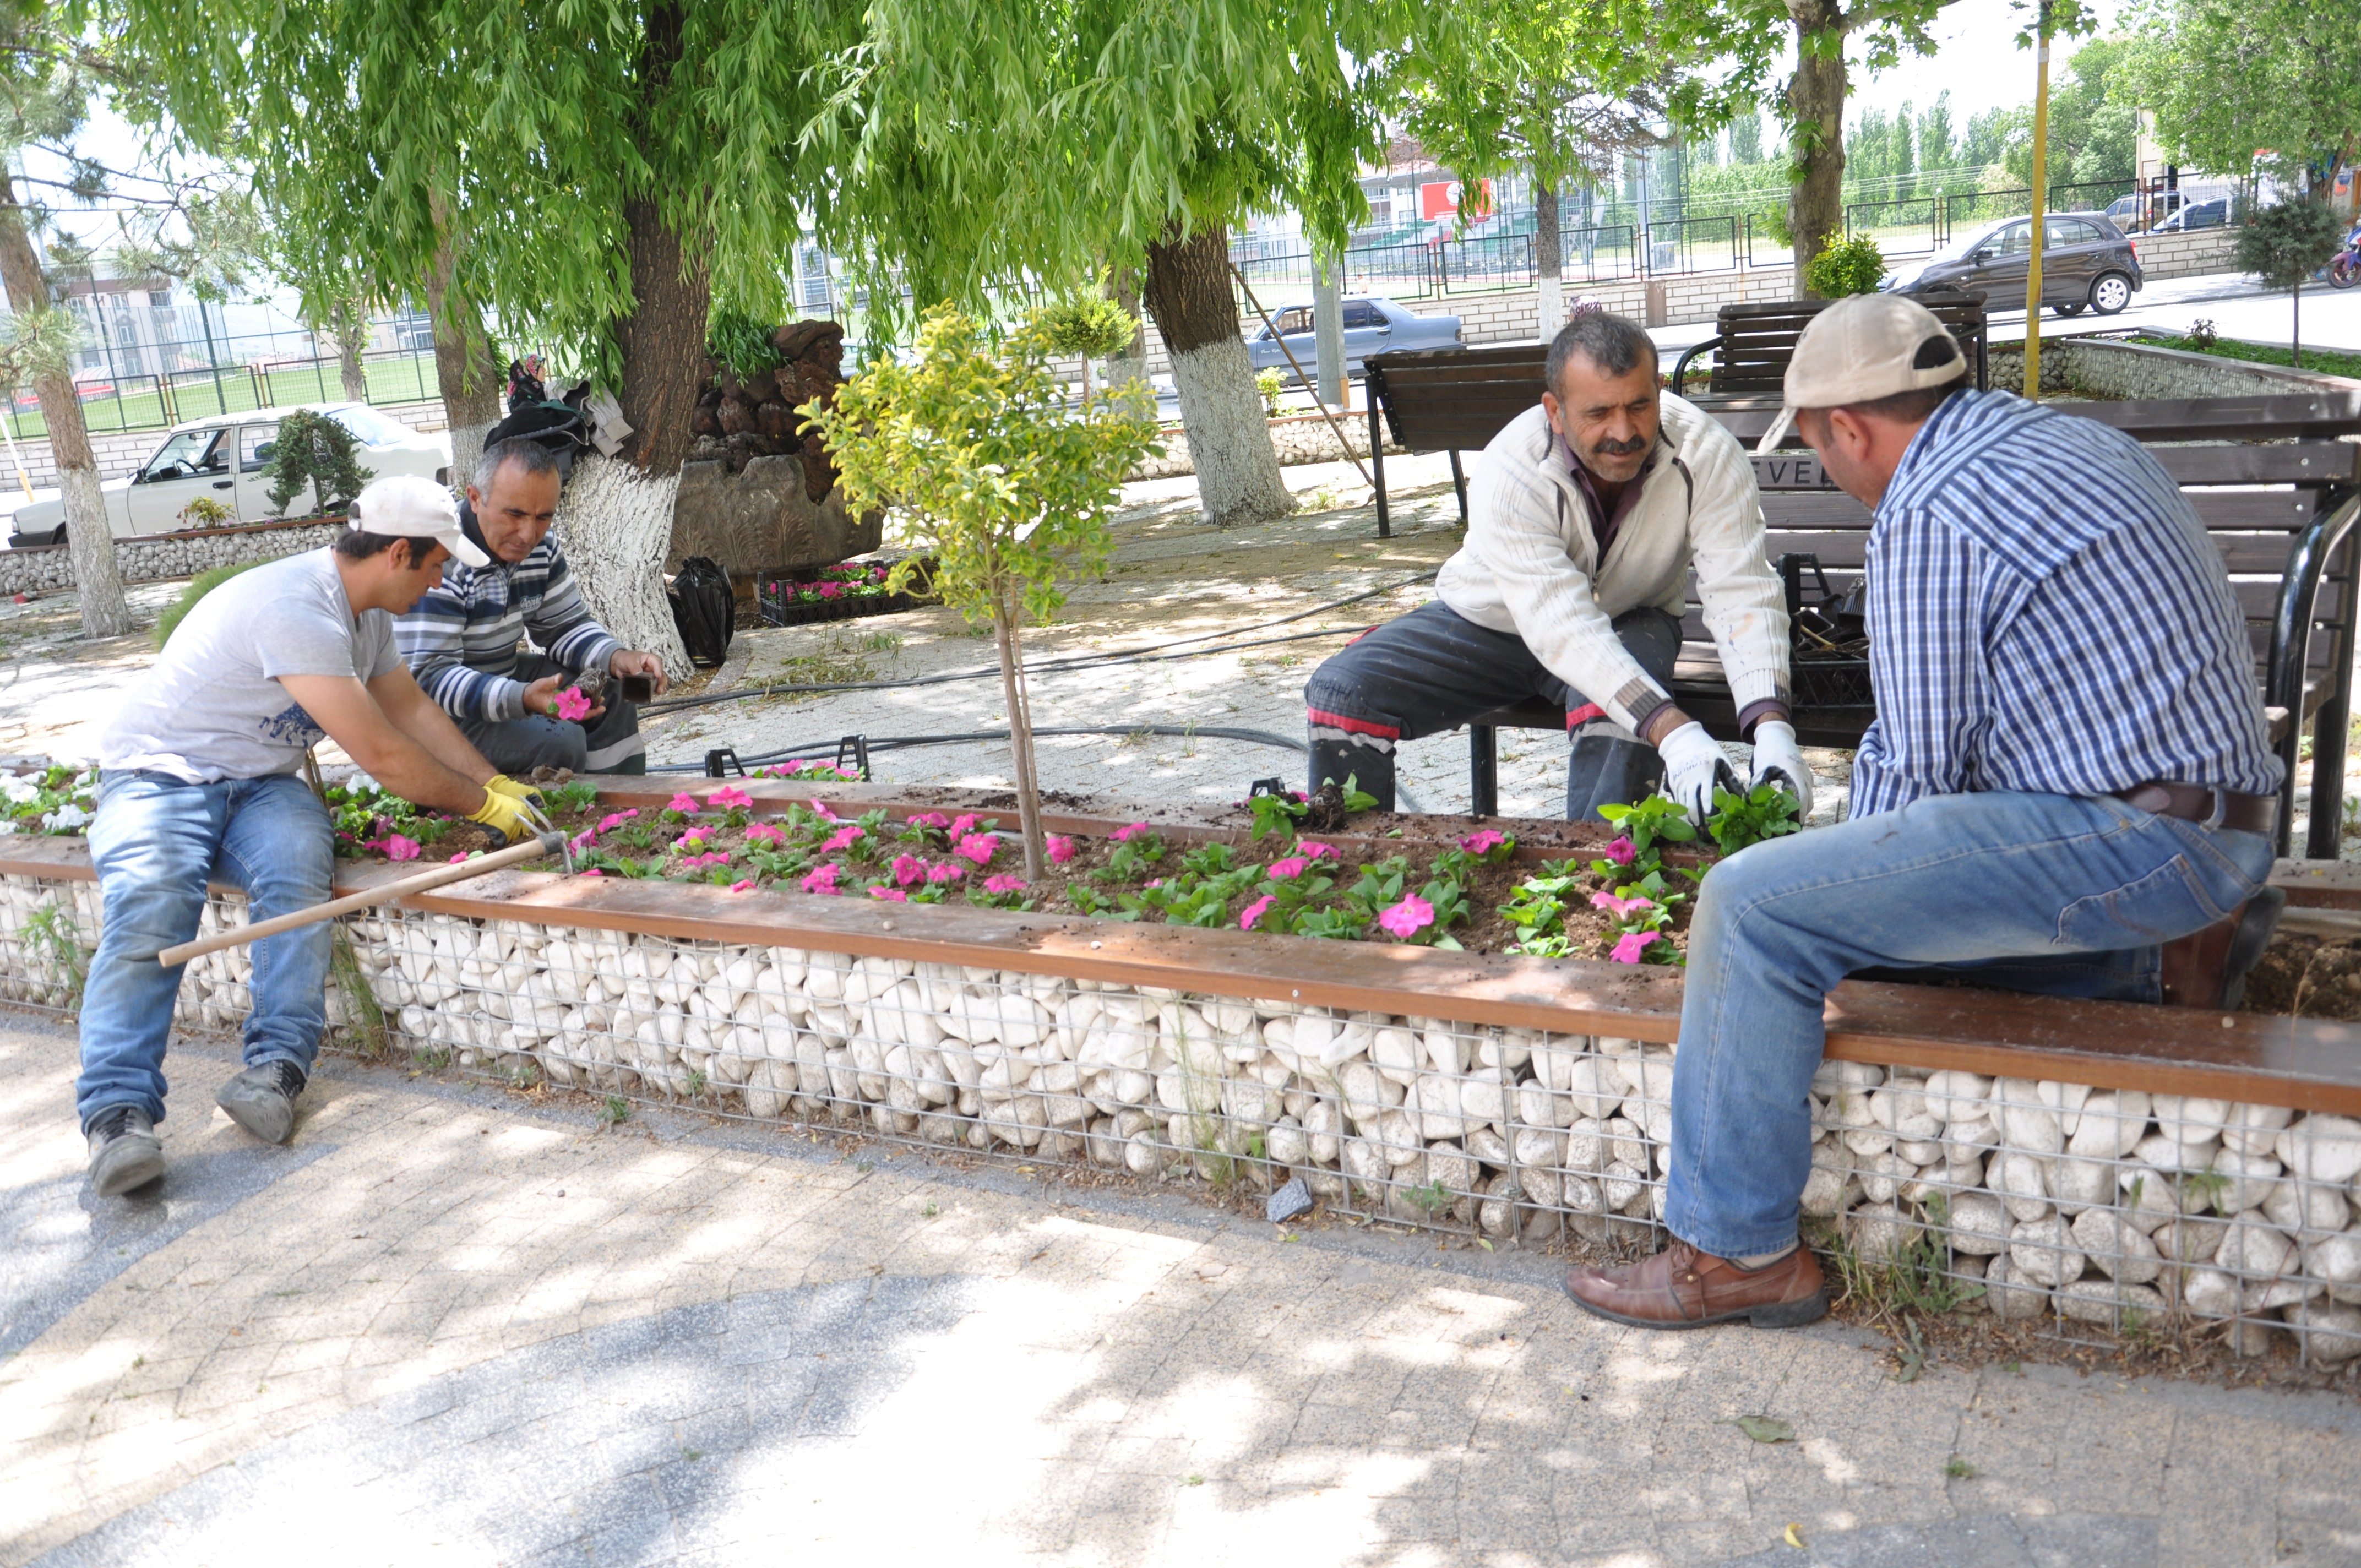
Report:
2144,199,2229,234
1879,210,2142,317
7,402,453,548
1246,295,1463,378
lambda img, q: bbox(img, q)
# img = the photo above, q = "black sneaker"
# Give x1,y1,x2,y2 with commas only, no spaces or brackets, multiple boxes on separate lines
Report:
215,1060,307,1145
88,1104,165,1196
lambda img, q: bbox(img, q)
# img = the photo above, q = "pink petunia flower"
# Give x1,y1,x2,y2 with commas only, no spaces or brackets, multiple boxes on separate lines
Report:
1460,829,1509,855
667,792,701,813
816,581,844,599
892,852,927,888
1610,932,1659,963
869,886,909,902
553,687,592,722
927,861,966,884
1046,834,1075,865
909,812,950,830
983,874,1028,895
676,831,707,851
821,825,865,853
1112,821,1150,842
955,832,999,867
706,785,754,810
949,813,978,836
728,879,757,893
809,799,840,821
1299,842,1336,861
1591,890,1656,917
1604,836,1636,866
1266,857,1309,880
1239,894,1276,932
380,834,420,862
745,821,785,846
596,812,633,833
450,852,471,864
801,863,843,895
1377,894,1435,939
579,868,603,878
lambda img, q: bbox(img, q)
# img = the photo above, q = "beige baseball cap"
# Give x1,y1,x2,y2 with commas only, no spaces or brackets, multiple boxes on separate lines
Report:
348,474,489,567
1754,293,1968,453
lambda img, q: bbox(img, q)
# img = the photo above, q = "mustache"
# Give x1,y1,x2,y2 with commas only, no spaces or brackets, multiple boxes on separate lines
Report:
1588,433,1650,457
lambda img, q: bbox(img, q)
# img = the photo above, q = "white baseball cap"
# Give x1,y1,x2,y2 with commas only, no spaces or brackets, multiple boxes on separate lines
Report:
349,474,488,567
1754,293,1968,453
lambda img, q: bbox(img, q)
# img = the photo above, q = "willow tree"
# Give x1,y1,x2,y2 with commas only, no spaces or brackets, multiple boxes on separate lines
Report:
110,0,838,676
801,0,1413,528
1385,0,1767,338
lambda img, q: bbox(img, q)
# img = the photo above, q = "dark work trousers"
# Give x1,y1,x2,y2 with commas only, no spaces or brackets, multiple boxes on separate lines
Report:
456,653,647,776
1302,599,1683,814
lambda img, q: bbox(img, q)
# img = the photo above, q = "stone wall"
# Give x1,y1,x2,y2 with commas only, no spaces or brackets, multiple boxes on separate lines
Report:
7,862,2360,1364
1130,410,1404,481
0,518,344,598
1990,336,2361,399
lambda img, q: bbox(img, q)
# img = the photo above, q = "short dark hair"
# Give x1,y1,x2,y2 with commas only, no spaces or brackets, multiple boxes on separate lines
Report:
332,529,428,565
1547,311,1658,394
475,436,562,491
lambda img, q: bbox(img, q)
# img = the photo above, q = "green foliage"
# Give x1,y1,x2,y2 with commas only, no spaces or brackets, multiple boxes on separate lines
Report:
177,496,235,530
1804,233,1888,297
2235,200,2347,293
153,562,263,649
262,409,372,517
21,897,87,1007
600,1096,630,1125
1026,287,1138,364
329,925,389,1058
1997,38,2135,190
1255,367,1286,417
2120,0,2361,188
707,308,784,382
1704,782,1802,853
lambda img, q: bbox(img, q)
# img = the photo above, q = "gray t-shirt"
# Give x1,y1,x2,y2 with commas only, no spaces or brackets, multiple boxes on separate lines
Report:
101,549,400,783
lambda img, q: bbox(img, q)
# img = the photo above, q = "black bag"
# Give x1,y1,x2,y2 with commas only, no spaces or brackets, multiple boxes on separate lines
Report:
482,399,591,479
670,557,736,668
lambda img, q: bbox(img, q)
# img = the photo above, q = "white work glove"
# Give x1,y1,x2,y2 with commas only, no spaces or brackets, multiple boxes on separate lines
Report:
1657,721,1739,824
1748,719,1816,818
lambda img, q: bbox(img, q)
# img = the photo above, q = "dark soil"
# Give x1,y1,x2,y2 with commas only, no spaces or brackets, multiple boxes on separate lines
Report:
2240,933,2361,1020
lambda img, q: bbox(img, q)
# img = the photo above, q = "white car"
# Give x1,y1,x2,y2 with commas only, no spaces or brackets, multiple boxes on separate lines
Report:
7,402,453,547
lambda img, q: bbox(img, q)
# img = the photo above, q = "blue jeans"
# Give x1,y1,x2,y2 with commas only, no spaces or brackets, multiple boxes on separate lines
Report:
1664,790,2275,1257
77,771,336,1131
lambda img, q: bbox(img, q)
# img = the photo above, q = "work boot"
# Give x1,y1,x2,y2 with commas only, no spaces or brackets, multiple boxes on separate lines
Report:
87,1104,166,1197
2161,886,2287,1010
216,1060,307,1146
1564,1240,1828,1330
1566,732,1664,823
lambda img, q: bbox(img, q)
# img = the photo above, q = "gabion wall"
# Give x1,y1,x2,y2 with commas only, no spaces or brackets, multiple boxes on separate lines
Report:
10,871,2361,1366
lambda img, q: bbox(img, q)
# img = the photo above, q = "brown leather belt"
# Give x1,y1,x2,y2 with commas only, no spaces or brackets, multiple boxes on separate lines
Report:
2112,780,2277,835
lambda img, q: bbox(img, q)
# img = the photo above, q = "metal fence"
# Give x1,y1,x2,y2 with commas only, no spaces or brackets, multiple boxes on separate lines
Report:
9,347,445,442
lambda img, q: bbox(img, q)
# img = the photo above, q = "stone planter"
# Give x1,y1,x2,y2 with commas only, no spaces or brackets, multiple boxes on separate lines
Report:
9,808,2361,1364
666,454,882,584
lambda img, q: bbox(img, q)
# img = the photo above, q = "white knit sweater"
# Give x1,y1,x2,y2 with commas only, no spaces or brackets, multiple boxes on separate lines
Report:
1434,394,1791,731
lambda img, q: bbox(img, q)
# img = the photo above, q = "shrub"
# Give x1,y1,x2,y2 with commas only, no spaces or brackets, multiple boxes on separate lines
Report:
1805,234,1887,298
1256,367,1286,417
706,307,784,381
262,409,373,516
177,496,233,529
1027,285,1139,407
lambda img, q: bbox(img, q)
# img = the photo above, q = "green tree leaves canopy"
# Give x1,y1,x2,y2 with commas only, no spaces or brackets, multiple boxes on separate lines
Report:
2120,0,2361,182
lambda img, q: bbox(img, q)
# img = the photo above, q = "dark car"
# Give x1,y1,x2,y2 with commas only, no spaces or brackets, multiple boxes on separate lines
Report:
1246,295,1463,378
1880,210,2143,317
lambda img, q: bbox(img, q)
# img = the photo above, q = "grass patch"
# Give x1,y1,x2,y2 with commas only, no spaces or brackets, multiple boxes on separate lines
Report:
2151,333,2361,382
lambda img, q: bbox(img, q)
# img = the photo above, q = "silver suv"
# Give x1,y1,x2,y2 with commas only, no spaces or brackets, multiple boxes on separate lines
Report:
1880,211,2144,318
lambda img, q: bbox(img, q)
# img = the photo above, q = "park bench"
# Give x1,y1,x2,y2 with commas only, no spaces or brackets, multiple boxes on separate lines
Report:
1664,290,1992,399
1362,335,2361,855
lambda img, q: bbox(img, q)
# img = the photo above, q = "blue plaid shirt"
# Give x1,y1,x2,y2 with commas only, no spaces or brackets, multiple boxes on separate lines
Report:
1850,390,2282,819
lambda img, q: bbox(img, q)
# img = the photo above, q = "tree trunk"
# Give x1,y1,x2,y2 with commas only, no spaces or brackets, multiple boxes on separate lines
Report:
556,453,694,680
1141,222,1293,526
423,192,502,487
613,197,711,476
0,175,127,639
2293,280,2303,371
330,294,369,403
1786,0,1849,297
1313,248,1345,407
1535,179,1564,339
1106,266,1149,404
992,579,1046,884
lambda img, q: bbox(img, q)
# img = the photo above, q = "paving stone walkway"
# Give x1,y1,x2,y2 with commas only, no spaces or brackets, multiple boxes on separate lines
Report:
5,1012,2361,1566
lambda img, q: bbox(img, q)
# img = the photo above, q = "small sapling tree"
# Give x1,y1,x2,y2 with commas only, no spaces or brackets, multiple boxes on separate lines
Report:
1803,233,1887,299
2235,199,2347,371
1026,284,1141,410
263,409,373,516
805,305,1160,882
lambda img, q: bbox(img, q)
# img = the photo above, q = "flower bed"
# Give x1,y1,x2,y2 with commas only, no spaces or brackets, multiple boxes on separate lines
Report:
755,559,938,628
8,783,2361,1366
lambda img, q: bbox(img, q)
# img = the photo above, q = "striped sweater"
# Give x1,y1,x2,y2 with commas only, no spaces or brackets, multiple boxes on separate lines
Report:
394,510,621,723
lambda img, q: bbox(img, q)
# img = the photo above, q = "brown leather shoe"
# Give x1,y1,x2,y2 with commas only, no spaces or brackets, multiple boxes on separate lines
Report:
1564,1240,1827,1330
2160,887,2286,1009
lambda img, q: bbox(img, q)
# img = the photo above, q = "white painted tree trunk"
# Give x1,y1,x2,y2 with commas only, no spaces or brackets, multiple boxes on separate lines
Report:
554,454,693,681
1167,336,1293,527
449,423,493,492
1536,276,1565,341
60,464,126,639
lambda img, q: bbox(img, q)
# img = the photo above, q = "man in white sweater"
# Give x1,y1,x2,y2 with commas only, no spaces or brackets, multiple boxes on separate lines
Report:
1304,312,1809,821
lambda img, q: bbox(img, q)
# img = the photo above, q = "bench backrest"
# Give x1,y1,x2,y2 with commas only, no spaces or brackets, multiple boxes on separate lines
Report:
1703,290,1992,396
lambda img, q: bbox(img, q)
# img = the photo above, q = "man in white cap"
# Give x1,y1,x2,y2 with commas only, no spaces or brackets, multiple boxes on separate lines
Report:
77,475,556,1198
1564,293,2283,1332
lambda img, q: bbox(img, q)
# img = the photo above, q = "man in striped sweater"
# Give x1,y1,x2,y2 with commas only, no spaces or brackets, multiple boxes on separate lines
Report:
395,439,670,774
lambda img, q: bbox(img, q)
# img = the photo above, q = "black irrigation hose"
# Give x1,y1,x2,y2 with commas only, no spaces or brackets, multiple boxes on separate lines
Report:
648,723,1429,813
639,570,1438,718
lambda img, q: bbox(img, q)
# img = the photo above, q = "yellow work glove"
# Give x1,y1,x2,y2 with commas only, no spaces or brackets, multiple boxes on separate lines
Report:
467,786,551,846
485,773,548,815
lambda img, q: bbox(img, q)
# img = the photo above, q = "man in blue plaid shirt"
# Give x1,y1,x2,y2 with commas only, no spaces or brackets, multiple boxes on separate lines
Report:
1565,295,2286,1333
395,439,670,774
